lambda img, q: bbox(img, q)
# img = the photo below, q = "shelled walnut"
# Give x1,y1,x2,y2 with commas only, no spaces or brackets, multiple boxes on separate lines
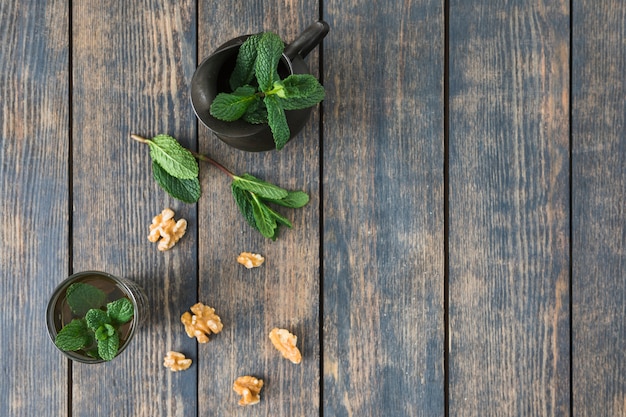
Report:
233,376,264,406
236,252,265,269
269,328,302,364
148,208,187,251
163,351,192,371
181,302,223,343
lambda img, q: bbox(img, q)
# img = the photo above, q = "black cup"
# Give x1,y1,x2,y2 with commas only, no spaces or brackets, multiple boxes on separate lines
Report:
191,21,329,152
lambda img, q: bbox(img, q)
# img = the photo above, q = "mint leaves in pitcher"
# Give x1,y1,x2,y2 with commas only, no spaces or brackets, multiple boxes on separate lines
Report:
209,32,325,150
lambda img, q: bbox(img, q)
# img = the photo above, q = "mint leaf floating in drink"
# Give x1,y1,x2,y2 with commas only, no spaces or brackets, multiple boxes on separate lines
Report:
54,282,135,361
107,298,134,325
55,319,91,352
66,282,106,316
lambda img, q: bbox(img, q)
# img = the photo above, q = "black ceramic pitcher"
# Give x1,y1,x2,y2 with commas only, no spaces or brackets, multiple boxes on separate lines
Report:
190,21,329,152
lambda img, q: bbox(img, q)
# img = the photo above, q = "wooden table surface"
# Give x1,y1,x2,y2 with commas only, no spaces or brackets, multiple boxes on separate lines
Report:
2,0,625,416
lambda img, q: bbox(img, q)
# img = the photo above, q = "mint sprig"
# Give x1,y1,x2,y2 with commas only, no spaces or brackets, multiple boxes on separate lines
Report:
66,282,106,316
148,134,199,179
209,32,325,150
54,283,134,361
131,134,309,240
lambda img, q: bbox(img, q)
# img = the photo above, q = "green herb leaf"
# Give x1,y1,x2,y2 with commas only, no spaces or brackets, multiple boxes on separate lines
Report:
266,190,310,208
266,204,292,228
210,87,257,121
231,185,258,230
251,195,278,239
95,324,116,341
152,161,201,203
241,99,268,124
276,74,325,110
232,173,289,200
66,283,106,316
147,134,198,180
230,34,261,90
55,319,90,352
97,331,120,361
95,325,108,341
255,32,284,92
264,95,290,150
107,298,134,325
85,308,111,331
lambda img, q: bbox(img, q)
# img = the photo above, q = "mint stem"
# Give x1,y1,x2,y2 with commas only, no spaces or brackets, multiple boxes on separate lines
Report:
190,150,235,178
130,134,235,178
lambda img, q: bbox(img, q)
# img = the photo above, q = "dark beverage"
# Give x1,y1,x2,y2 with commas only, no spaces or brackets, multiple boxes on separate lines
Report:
46,271,147,363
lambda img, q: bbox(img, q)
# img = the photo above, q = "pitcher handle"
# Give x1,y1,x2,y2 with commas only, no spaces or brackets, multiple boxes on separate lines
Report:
284,20,330,60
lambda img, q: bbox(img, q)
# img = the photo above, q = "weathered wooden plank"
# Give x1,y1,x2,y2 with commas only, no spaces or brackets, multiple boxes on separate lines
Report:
448,1,570,416
572,1,626,416
0,1,69,416
323,0,445,415
71,1,198,416
196,2,321,416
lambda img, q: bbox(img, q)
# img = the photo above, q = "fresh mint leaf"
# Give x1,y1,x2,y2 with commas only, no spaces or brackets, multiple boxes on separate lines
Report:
95,324,116,341
264,95,290,150
255,32,284,92
266,190,310,208
232,173,289,200
276,74,325,110
251,195,278,239
66,283,106,316
210,88,257,121
231,185,258,230
97,331,120,361
85,308,110,331
148,134,198,180
107,298,134,325
55,319,90,352
230,34,261,90
266,204,292,228
242,99,268,124
152,161,201,203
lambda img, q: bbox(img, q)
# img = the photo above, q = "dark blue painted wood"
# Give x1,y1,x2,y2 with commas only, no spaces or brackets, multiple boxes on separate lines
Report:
195,6,322,417
323,0,446,415
572,1,626,416
70,1,198,416
0,1,70,416
448,1,570,416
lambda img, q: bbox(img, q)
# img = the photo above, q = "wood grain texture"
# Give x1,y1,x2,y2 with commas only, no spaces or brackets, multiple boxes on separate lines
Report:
71,1,198,416
196,1,321,416
0,1,69,416
323,0,445,415
572,1,626,416
448,1,570,416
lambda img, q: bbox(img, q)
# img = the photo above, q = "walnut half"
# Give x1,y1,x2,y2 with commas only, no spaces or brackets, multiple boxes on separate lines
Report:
148,208,187,251
269,328,302,364
233,376,264,406
181,302,223,343
163,351,192,372
237,252,265,269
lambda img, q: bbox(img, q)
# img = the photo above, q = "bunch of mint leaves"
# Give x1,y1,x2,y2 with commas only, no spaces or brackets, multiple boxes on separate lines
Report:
131,134,309,240
209,31,325,150
54,282,134,361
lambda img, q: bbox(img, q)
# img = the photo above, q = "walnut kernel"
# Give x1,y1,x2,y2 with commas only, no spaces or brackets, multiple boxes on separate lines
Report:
233,376,264,406
181,302,223,343
148,208,187,251
269,328,302,364
163,351,192,371
237,252,265,269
